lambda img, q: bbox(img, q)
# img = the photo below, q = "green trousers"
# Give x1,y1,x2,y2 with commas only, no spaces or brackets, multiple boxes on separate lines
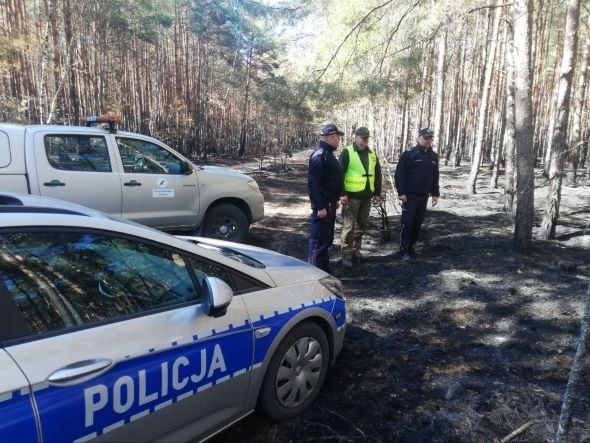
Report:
340,197,372,258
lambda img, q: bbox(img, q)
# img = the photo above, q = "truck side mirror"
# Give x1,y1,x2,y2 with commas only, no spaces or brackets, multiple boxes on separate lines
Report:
180,160,193,175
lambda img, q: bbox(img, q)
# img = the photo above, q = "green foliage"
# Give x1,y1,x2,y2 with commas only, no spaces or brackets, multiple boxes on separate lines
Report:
93,0,173,44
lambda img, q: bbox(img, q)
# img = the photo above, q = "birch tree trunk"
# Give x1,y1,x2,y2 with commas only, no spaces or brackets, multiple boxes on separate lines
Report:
539,0,580,240
467,3,503,194
512,0,535,253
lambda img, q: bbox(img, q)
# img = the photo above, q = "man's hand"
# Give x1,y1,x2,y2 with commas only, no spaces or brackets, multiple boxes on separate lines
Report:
340,195,349,206
317,208,328,218
398,194,407,203
372,196,381,204
432,196,439,207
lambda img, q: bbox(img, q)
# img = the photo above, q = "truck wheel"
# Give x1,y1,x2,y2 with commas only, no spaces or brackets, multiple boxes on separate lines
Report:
258,322,329,421
202,203,249,243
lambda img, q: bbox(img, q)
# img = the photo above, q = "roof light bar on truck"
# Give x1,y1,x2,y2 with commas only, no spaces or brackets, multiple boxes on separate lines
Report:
80,115,122,133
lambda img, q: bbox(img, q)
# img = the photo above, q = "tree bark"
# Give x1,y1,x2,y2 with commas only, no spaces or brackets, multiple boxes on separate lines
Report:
503,15,516,213
567,16,590,185
556,282,590,443
512,0,535,253
238,38,254,157
467,2,503,194
433,31,446,157
539,0,580,240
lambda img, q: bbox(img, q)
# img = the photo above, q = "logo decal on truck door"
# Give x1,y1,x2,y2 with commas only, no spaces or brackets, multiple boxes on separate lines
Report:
153,177,174,198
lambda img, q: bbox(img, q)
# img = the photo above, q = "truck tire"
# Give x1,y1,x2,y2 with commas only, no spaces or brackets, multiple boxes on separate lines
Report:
258,322,329,421
202,203,249,243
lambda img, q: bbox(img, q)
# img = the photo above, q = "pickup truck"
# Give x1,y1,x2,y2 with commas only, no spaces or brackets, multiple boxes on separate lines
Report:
0,117,264,242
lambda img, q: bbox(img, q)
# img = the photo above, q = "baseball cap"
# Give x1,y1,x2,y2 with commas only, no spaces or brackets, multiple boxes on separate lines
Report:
355,127,370,137
320,124,345,136
418,128,434,137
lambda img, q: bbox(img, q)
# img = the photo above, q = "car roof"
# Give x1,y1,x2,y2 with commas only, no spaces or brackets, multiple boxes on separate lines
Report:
0,192,109,218
0,201,277,287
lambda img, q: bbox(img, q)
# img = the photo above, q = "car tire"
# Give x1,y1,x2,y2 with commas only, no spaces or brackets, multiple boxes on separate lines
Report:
202,203,249,243
258,322,329,421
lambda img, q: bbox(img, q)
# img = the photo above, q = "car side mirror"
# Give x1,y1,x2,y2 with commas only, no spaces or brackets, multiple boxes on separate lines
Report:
202,277,233,318
180,160,193,175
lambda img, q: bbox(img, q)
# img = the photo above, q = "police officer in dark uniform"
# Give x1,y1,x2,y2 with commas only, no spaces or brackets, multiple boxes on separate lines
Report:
394,128,440,260
308,124,344,272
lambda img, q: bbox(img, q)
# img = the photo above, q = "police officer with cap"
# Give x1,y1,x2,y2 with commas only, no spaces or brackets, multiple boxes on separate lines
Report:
307,123,344,272
394,128,440,260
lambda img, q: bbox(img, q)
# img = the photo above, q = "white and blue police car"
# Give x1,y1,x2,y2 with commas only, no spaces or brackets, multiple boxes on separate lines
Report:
0,193,346,442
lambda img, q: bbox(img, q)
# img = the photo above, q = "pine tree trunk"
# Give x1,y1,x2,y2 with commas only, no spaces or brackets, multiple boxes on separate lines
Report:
433,31,446,157
539,0,580,240
556,282,590,443
238,38,254,157
503,16,517,213
567,17,590,185
467,3,503,194
512,0,535,253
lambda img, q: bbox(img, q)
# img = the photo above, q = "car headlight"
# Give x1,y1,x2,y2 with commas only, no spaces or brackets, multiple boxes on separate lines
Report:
319,276,345,299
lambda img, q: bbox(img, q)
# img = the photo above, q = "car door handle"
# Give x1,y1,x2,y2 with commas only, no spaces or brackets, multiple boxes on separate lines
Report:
48,359,113,384
124,180,142,187
43,179,66,187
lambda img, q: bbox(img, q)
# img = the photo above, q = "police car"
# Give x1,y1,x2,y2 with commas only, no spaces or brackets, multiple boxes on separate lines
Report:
0,193,346,442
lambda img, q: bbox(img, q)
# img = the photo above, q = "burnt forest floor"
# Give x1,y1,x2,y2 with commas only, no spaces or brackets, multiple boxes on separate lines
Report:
209,150,590,443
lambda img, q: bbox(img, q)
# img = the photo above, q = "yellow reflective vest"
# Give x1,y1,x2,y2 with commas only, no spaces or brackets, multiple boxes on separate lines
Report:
344,145,377,193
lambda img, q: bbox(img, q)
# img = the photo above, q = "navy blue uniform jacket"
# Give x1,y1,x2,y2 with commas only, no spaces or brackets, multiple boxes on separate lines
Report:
308,141,344,211
394,145,440,197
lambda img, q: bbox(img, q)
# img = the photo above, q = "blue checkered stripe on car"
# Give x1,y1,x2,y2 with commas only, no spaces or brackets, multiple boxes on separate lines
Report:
0,295,342,443
249,294,341,366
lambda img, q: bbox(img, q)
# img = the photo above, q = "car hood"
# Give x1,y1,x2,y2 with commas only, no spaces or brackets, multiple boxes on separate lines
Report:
197,165,253,182
177,236,327,286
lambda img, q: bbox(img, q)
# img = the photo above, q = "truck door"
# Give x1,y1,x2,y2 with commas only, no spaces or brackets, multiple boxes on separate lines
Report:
31,132,123,218
113,136,199,230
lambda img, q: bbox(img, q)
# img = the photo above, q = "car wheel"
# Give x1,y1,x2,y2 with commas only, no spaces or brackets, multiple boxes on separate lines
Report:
203,203,249,243
258,322,329,420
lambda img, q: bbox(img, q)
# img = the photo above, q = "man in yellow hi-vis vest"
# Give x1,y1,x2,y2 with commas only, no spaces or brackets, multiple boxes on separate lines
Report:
339,127,382,268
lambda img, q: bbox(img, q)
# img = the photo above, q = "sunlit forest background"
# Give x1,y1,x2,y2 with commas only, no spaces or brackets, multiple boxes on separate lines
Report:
1,0,589,248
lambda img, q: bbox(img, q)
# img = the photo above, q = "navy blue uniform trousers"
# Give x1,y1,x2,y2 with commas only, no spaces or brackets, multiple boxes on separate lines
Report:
399,193,429,253
308,201,337,272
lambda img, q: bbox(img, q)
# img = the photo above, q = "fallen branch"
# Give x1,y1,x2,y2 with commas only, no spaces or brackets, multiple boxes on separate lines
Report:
320,407,366,436
500,420,534,442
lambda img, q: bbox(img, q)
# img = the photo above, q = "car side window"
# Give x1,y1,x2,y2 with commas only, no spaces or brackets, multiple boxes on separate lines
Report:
116,137,184,174
0,230,198,337
45,135,112,172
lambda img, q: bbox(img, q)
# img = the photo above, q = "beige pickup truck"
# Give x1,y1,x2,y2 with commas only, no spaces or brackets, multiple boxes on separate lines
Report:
0,117,264,242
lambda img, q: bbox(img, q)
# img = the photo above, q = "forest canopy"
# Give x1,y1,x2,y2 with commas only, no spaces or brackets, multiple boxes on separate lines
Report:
1,0,589,246
0,1,587,159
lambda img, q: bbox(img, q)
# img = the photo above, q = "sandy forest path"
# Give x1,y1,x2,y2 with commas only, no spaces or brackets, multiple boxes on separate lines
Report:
211,149,590,442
